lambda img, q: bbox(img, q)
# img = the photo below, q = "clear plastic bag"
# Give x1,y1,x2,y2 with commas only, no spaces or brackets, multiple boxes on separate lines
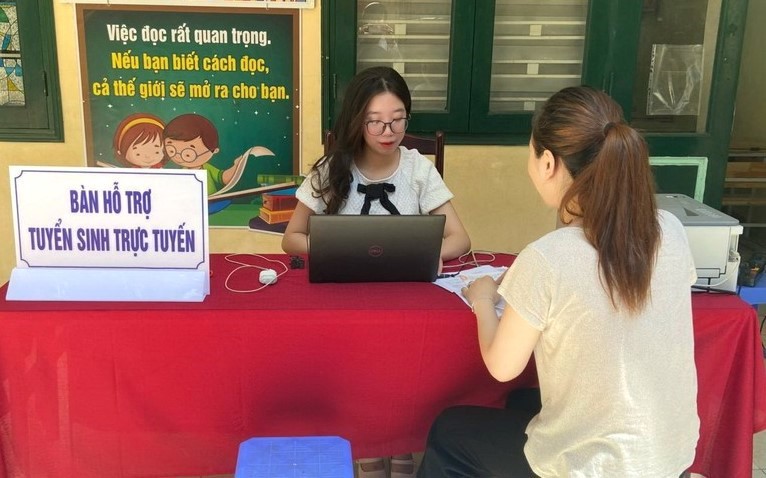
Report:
647,44,703,115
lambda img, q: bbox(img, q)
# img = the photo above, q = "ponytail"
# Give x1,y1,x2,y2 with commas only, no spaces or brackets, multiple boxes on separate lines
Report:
534,86,660,313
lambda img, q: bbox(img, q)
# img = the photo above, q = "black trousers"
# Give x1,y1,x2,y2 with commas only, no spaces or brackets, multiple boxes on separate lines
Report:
418,388,692,478
418,389,542,478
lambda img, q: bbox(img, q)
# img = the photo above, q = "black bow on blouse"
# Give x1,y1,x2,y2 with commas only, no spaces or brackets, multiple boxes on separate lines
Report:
357,183,400,215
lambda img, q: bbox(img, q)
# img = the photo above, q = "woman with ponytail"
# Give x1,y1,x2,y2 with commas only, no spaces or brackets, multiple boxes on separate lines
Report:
418,86,699,478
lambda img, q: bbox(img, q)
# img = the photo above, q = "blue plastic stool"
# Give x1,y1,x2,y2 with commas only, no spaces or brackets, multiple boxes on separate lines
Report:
736,276,766,358
235,436,353,478
737,271,766,307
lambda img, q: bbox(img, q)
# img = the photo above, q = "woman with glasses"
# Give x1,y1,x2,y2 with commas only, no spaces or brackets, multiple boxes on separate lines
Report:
282,66,470,478
282,66,470,268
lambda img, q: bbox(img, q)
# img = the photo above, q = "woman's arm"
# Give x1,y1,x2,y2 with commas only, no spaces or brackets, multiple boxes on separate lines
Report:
281,202,314,255
463,276,540,382
431,201,471,261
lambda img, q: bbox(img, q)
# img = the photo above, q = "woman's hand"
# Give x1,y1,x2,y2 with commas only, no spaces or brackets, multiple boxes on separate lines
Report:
461,275,500,308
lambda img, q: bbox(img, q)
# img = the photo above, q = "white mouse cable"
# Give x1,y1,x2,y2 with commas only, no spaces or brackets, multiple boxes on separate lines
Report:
223,253,289,293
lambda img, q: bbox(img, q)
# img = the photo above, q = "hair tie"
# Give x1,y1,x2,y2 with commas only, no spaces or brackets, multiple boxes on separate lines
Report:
603,122,617,137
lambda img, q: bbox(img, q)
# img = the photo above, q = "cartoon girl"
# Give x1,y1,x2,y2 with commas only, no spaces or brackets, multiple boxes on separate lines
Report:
112,113,168,168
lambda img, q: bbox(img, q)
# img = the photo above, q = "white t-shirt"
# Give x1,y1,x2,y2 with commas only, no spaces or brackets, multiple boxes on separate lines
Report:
295,146,453,215
498,209,699,478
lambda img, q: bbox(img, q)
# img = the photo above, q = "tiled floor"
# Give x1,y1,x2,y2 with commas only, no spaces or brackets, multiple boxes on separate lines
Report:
756,427,766,477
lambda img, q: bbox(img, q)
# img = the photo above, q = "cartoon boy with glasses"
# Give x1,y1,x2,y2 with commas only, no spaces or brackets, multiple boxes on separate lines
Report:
163,113,239,195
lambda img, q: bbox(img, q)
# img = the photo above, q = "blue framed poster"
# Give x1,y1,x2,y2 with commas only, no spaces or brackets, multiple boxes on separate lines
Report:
77,4,300,227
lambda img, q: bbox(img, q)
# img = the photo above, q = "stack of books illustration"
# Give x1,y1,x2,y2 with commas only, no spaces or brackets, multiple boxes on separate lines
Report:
248,174,304,233
259,191,299,224
254,174,304,225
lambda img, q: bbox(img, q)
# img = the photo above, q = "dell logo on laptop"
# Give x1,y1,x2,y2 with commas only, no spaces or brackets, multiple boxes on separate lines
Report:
368,245,383,257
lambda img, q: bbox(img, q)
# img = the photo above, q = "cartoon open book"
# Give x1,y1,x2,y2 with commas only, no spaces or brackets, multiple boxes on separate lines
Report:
208,146,297,202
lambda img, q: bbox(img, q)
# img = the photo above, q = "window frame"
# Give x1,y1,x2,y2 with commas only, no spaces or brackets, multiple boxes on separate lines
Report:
0,0,63,142
323,0,747,207
324,0,603,144
544,0,747,209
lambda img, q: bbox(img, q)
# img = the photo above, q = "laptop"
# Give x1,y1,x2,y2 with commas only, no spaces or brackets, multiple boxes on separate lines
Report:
308,215,446,283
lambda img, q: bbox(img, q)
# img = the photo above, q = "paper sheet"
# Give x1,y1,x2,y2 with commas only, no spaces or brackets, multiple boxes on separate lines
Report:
433,265,508,316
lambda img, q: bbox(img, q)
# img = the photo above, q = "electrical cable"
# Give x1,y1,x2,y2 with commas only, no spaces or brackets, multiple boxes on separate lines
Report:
223,253,289,293
439,250,507,278
693,251,740,292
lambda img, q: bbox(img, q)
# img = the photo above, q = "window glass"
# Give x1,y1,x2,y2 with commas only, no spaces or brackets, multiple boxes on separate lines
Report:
356,0,452,112
630,0,721,133
0,2,24,106
489,0,587,113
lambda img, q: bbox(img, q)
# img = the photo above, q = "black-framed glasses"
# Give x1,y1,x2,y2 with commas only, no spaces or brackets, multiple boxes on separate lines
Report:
364,117,409,135
165,145,210,162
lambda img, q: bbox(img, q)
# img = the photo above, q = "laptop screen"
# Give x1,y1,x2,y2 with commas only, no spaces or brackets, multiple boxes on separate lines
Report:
308,215,445,283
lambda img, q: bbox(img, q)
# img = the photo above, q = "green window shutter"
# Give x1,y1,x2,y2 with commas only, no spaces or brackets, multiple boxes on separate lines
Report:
323,0,745,164
0,0,63,141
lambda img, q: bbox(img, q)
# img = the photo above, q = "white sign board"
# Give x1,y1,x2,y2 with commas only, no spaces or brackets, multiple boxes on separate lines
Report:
7,166,210,301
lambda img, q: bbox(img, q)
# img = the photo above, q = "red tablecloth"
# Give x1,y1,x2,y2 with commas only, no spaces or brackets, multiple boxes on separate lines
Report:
0,254,764,478
689,292,766,478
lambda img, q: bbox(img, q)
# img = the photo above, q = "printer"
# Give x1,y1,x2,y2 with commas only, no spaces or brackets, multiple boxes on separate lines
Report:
656,193,743,292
